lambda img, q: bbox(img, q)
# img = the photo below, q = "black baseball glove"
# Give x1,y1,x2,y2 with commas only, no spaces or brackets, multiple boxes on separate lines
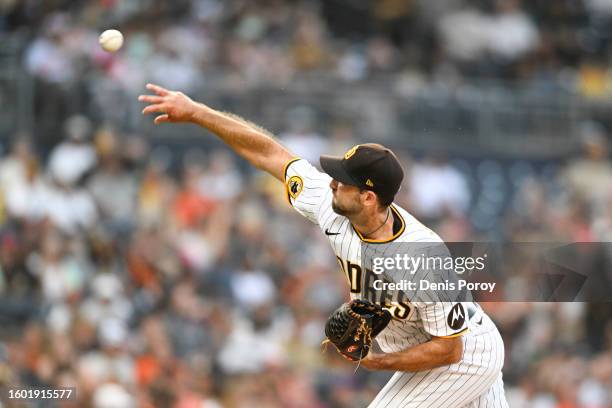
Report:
323,299,392,361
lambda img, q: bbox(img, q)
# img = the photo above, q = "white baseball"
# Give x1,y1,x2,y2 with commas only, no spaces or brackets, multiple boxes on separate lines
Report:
99,29,124,53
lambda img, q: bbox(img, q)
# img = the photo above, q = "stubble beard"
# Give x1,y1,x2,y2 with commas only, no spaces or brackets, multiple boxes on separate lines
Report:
332,198,355,217
331,200,345,216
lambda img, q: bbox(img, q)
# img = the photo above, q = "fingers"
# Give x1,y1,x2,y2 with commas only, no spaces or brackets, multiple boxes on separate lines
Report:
142,104,167,115
154,114,170,124
139,84,175,125
146,83,169,96
138,95,164,104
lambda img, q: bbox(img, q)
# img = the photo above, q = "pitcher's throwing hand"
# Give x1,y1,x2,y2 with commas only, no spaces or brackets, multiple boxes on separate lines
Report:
139,83,203,124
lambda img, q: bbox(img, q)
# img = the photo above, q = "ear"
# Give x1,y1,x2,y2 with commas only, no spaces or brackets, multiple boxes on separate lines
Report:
362,190,378,208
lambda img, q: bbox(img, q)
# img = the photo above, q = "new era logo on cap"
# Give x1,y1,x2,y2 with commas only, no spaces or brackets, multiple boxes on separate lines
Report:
320,143,404,204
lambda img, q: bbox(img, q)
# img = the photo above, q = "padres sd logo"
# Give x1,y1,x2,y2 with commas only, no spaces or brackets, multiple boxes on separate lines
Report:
287,175,304,199
344,145,360,160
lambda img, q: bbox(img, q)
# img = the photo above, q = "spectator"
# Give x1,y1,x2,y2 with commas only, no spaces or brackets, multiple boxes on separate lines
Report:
409,154,470,219
487,0,539,61
197,150,243,202
48,115,96,187
563,122,612,206
437,6,490,63
87,129,139,230
26,229,88,303
173,158,216,229
0,136,45,221
280,106,328,164
37,179,97,234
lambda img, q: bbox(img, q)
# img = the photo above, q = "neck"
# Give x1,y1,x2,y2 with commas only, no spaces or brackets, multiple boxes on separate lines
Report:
351,206,393,241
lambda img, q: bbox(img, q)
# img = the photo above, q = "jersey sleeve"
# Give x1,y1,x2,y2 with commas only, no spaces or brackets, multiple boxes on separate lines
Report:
416,302,469,338
283,158,332,225
408,244,469,338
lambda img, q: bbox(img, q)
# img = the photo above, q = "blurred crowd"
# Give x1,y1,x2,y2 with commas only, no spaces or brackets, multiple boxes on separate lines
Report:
2,0,611,160
0,0,611,407
4,0,612,93
0,113,609,407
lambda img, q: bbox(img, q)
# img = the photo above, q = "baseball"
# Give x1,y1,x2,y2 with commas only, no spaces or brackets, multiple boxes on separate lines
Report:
99,29,123,52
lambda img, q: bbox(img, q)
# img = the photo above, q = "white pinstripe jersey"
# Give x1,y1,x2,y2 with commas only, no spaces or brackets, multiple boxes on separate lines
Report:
285,158,497,354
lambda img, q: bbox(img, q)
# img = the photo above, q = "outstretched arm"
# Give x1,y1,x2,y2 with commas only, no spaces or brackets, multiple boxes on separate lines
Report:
139,83,294,181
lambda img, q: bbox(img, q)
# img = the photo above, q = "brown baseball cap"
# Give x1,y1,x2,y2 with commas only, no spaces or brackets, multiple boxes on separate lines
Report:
320,143,404,204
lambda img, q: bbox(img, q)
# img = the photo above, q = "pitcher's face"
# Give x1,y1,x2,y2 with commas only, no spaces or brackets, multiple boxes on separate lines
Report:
330,179,365,216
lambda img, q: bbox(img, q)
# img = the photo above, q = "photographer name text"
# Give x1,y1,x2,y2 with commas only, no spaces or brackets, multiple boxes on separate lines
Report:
372,279,496,293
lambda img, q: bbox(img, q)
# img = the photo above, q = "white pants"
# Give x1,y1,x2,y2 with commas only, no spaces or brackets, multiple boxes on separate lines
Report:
368,329,508,408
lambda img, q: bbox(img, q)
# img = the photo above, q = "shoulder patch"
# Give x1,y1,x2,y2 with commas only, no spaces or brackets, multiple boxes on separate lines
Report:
447,303,466,331
287,175,304,199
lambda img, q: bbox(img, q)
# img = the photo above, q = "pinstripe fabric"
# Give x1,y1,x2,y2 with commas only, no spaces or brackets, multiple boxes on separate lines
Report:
368,326,507,408
463,374,508,408
285,159,508,407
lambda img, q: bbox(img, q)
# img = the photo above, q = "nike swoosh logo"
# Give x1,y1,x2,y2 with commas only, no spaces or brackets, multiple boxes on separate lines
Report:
325,229,340,236
476,317,483,325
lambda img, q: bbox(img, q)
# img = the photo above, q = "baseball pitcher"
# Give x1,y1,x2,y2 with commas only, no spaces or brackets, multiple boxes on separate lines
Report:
139,84,509,407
